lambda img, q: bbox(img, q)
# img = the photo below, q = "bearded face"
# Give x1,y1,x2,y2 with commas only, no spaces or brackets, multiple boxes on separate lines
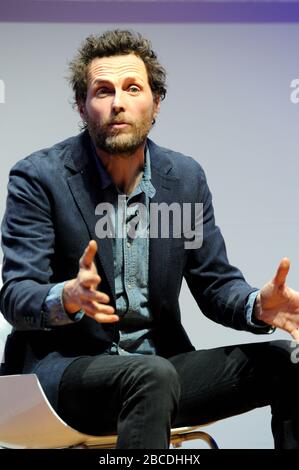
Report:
81,54,160,157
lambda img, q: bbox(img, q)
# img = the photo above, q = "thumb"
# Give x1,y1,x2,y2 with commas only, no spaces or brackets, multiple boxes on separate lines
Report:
80,240,98,269
273,257,290,289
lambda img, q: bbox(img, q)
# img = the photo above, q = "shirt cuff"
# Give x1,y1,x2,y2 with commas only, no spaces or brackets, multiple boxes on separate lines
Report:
42,281,84,327
245,290,275,333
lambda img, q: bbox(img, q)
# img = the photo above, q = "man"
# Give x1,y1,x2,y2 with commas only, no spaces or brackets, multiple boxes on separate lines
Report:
1,29,299,449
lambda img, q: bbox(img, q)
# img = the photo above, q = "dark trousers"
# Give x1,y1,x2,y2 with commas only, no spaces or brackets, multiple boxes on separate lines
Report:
57,340,299,449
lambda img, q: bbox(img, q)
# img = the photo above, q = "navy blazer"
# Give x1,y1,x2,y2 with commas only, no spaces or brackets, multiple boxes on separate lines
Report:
0,131,264,409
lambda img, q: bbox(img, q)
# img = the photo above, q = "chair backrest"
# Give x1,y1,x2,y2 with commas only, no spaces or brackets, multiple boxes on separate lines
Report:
0,264,12,364
0,313,12,364
0,374,93,449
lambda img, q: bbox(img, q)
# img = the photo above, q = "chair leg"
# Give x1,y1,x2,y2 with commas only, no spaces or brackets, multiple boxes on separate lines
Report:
171,430,218,449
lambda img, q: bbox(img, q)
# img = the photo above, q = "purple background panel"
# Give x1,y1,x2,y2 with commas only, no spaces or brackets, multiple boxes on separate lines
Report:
1,1,299,23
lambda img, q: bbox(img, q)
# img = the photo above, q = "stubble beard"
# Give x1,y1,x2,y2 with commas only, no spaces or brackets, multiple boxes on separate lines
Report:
87,114,153,157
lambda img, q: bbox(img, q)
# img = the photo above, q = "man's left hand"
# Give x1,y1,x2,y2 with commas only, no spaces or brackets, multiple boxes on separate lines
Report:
254,258,299,342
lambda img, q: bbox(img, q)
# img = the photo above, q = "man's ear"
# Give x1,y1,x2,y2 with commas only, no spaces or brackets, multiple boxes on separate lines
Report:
78,101,86,121
153,96,161,120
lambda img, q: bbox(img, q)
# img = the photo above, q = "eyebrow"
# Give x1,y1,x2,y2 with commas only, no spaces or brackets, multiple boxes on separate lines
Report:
92,79,110,86
91,77,144,87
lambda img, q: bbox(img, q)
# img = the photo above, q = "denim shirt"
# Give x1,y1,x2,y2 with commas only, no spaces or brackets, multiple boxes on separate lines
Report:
105,146,157,355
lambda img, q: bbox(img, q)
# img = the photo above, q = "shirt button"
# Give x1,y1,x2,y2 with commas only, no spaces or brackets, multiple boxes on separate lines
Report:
127,284,132,289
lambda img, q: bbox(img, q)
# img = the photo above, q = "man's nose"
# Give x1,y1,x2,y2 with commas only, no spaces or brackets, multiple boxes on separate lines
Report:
112,90,125,113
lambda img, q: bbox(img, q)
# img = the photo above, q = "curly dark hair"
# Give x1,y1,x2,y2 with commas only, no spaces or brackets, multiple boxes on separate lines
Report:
69,29,167,105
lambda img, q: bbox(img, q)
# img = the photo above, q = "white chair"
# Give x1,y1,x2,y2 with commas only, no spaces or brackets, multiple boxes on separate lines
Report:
0,363,218,449
0,371,218,449
0,312,11,366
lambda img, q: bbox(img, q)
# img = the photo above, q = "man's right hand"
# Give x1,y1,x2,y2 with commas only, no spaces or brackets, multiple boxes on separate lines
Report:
62,240,119,323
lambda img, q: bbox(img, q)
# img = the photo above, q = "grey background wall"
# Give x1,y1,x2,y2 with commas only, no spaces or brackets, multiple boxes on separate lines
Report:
1,21,299,448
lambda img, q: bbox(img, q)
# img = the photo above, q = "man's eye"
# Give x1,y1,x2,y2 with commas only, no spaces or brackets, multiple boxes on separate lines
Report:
128,86,140,93
96,87,112,96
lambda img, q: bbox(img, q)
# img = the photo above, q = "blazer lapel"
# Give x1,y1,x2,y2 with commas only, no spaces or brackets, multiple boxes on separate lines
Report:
64,133,115,301
148,141,179,313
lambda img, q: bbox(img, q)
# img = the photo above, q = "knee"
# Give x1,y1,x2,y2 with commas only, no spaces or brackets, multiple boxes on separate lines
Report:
133,356,181,398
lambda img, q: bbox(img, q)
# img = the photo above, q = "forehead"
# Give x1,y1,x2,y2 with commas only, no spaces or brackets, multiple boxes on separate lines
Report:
87,54,149,84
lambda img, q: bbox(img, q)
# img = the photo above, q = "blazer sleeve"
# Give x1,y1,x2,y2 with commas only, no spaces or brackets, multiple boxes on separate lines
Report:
0,157,57,330
183,160,271,334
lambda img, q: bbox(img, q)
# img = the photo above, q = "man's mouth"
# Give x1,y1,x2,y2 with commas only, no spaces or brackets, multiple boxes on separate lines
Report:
109,123,130,128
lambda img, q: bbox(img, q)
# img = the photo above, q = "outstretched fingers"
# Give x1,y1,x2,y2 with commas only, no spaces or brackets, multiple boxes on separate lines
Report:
273,258,290,290
80,240,98,269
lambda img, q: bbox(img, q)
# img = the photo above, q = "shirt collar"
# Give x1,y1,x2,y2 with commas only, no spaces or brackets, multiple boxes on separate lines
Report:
91,140,156,198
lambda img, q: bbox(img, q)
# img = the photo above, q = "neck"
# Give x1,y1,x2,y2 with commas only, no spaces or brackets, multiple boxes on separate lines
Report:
94,143,146,195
